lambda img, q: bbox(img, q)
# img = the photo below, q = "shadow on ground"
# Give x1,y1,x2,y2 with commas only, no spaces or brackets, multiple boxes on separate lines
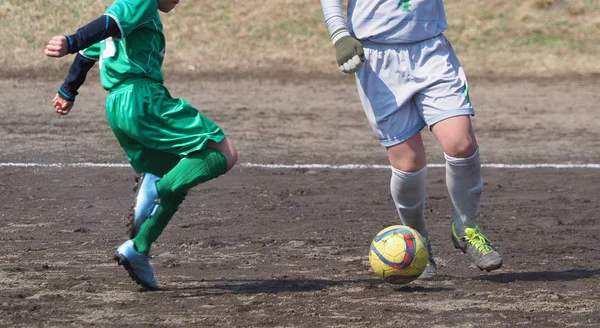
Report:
472,269,600,283
163,278,454,296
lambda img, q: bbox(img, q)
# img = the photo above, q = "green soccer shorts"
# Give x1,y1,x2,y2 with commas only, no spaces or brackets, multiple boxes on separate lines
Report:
105,81,226,176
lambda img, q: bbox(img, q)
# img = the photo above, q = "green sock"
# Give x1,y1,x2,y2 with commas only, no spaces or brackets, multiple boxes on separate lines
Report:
132,148,228,254
132,198,180,255
157,148,228,195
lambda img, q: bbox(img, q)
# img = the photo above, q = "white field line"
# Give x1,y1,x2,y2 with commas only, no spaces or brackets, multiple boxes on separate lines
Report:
243,163,600,169
0,162,130,168
0,162,599,169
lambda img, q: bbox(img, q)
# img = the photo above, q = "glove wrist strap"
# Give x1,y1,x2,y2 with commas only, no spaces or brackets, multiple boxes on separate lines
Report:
331,28,350,46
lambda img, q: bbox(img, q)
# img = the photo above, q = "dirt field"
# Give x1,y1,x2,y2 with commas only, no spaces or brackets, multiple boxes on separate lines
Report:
0,75,599,327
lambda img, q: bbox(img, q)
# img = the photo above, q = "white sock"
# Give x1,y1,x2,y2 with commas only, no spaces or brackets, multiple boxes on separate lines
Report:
445,147,483,236
390,166,429,239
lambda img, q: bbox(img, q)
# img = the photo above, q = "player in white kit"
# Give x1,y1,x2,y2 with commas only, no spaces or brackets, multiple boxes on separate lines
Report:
320,0,503,279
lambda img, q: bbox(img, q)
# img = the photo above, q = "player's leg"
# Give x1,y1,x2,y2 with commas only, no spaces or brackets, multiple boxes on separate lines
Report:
387,132,437,280
105,85,170,290
418,34,501,271
131,137,237,256
431,114,479,235
431,116,501,271
126,84,236,255
128,149,182,239
121,138,238,241
387,133,428,237
114,143,231,290
206,137,238,172
355,45,435,279
107,83,237,290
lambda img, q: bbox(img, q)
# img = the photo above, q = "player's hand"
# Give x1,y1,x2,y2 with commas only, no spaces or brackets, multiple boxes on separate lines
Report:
45,36,69,58
52,93,74,115
334,34,364,74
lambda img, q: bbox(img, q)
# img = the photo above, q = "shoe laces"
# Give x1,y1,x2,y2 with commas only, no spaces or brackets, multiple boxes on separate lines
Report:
464,227,493,255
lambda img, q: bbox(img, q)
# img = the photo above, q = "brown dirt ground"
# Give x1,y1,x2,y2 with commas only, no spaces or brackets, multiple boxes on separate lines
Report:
0,74,599,327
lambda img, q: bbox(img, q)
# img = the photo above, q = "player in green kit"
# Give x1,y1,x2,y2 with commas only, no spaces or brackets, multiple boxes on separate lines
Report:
45,0,238,290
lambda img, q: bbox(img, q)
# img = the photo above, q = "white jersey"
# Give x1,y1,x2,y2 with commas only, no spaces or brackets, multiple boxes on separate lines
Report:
322,0,448,44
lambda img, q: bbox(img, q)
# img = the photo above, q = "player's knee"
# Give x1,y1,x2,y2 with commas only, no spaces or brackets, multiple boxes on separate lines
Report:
389,153,426,172
208,138,238,171
444,137,477,158
392,161,426,172
386,133,426,172
225,145,238,171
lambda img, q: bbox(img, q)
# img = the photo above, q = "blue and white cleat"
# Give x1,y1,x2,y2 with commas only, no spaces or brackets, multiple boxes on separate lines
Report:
130,173,161,239
114,240,158,291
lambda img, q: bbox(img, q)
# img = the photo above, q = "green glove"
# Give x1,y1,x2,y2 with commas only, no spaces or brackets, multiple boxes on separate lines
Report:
331,28,364,74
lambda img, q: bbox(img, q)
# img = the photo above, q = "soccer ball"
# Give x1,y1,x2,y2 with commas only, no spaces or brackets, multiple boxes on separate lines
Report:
369,225,430,284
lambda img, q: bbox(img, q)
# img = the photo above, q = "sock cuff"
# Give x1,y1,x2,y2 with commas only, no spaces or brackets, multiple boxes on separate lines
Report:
391,165,427,179
444,146,480,165
203,148,228,177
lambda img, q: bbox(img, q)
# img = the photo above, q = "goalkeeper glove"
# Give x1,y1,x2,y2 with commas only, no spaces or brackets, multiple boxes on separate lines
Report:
331,28,364,74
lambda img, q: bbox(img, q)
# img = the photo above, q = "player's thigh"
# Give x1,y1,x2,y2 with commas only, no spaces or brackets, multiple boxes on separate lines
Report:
107,83,228,174
106,92,177,176
142,86,227,158
106,124,181,176
412,35,477,158
134,148,182,177
414,35,474,128
356,45,427,149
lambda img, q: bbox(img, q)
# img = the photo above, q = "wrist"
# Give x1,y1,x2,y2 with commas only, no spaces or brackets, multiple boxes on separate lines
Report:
58,88,76,102
65,35,75,54
331,28,351,46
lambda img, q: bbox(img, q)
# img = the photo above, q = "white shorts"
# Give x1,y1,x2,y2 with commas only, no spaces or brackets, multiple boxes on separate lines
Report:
355,34,474,147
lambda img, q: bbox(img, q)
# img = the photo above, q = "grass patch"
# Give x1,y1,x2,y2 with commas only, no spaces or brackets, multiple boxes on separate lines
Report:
2,0,599,78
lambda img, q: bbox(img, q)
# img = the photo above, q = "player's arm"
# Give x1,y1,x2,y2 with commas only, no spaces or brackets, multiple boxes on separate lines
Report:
320,0,364,74
59,52,97,101
52,50,98,115
45,15,120,58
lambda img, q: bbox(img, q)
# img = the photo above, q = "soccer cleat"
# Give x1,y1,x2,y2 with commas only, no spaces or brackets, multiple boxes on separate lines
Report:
130,173,161,239
114,240,158,290
419,237,437,280
451,222,502,271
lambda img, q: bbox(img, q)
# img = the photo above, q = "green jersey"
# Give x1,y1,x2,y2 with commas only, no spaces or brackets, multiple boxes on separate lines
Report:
80,0,165,90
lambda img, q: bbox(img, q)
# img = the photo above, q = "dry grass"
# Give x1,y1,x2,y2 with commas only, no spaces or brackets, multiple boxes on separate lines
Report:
444,0,600,77
1,0,599,79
